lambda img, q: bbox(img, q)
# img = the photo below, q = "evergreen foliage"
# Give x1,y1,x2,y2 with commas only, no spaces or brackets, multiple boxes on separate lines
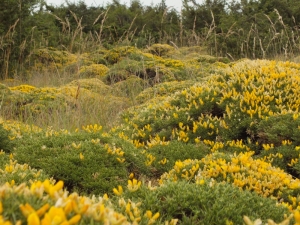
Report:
1,0,300,79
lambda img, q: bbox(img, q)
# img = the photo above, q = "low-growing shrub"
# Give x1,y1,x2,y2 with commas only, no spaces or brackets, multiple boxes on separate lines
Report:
13,129,128,195
78,64,109,78
120,181,291,225
146,141,210,176
0,123,14,153
13,127,152,195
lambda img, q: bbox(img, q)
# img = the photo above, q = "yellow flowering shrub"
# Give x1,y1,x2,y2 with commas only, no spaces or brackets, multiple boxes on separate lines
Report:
67,78,113,95
119,59,300,154
78,64,109,78
32,47,77,71
0,156,49,186
0,179,132,225
145,43,176,57
135,80,194,104
104,46,141,64
160,151,300,202
4,44,300,224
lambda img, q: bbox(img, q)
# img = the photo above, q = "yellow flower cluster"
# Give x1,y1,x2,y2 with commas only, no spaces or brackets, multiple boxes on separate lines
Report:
145,135,169,149
104,144,125,164
82,124,102,133
9,85,36,93
160,151,300,200
79,64,109,77
243,214,294,225
0,179,132,225
221,60,300,120
1,119,42,139
124,59,300,149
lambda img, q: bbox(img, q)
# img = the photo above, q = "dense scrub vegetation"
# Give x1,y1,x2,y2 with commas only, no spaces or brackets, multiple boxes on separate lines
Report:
2,0,300,79
2,0,300,224
0,45,300,224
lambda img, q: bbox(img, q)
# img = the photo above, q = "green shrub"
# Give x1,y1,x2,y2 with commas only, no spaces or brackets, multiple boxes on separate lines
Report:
78,64,109,78
121,181,291,225
0,123,14,153
135,80,195,104
13,130,128,195
145,44,176,57
147,141,210,176
197,55,230,64
13,128,153,195
257,113,300,146
111,76,147,100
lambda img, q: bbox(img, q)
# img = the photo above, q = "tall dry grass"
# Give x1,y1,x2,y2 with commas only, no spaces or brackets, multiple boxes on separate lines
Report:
1,8,300,130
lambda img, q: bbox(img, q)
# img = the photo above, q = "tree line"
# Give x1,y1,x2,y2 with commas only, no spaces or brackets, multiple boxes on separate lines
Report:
1,0,300,79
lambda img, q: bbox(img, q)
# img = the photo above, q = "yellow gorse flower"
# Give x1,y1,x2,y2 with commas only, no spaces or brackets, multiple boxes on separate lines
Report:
145,210,160,225
0,215,12,225
71,142,81,149
127,179,141,192
79,153,84,160
113,185,123,196
28,213,40,225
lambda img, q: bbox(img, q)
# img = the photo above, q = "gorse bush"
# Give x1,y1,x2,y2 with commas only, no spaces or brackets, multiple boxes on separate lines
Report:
3,41,300,224
147,181,291,225
120,59,300,148
13,126,128,195
116,181,291,225
0,123,13,153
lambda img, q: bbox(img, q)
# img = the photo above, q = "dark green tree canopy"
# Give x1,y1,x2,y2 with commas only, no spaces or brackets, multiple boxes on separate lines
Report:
1,0,300,79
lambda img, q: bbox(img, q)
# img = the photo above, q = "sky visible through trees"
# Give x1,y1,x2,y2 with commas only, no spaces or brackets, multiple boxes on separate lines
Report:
45,0,183,10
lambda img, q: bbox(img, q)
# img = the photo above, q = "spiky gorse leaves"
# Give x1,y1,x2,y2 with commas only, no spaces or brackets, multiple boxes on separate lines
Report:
0,179,131,225
0,154,49,186
122,59,300,148
159,151,300,201
4,48,300,224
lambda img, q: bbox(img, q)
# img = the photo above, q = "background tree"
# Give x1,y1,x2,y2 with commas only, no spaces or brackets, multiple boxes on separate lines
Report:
0,0,39,79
